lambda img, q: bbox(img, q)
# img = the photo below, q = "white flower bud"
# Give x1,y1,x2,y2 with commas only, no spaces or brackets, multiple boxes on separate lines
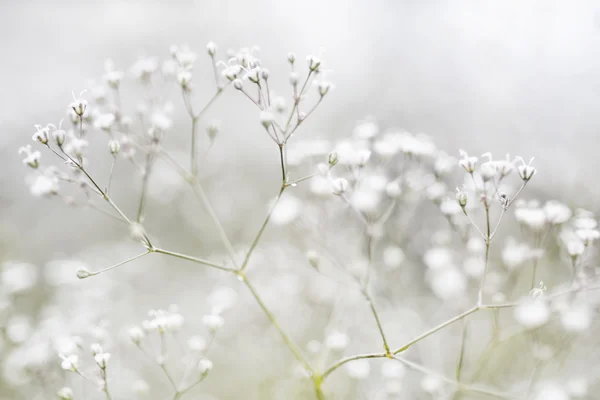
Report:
198,359,213,374
318,81,332,97
233,79,243,90
289,72,299,85
202,314,224,332
57,387,74,400
260,68,270,80
94,352,111,369
90,343,103,355
128,326,145,344
516,157,536,181
177,70,192,89
70,90,88,117
331,178,349,195
206,41,217,57
207,121,220,141
456,187,468,208
52,129,66,146
328,151,339,167
307,55,321,72
76,268,91,279
260,111,275,128
108,140,120,155
306,250,319,269
60,354,79,372
32,125,49,144
458,150,477,173
287,52,296,64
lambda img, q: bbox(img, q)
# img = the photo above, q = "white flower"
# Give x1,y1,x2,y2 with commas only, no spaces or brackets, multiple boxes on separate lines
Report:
151,112,173,131
187,335,206,352
544,201,571,224
515,206,547,230
57,387,74,400
70,90,88,117
206,41,217,57
202,314,224,332
458,150,477,173
60,354,79,372
352,119,379,139
271,195,301,225
90,343,103,355
198,358,213,374
29,173,59,197
166,313,184,331
325,331,349,351
128,326,145,343
177,70,192,88
175,46,197,69
567,240,585,258
514,299,549,329
221,64,242,81
32,125,49,144
576,228,600,245
383,246,405,269
94,113,115,130
430,267,467,300
560,303,591,332
331,178,349,195
534,382,570,400
131,58,158,81
94,352,111,368
259,111,275,128
516,156,536,181
18,145,41,168
307,55,321,71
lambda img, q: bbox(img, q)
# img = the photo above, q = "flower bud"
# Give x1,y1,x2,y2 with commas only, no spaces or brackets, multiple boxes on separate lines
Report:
332,178,349,195
455,187,468,208
287,52,296,64
57,387,74,400
233,79,243,90
76,268,91,279
307,55,321,72
289,72,299,85
318,81,331,97
52,129,66,146
207,121,220,141
108,140,120,155
260,111,274,128
261,68,270,80
328,151,339,167
206,41,217,57
128,326,145,344
517,157,536,181
198,359,213,374
306,250,319,269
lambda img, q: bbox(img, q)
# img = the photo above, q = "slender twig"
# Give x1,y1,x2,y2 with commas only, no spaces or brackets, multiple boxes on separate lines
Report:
241,275,313,373
85,250,151,277
240,185,286,273
153,248,235,272
362,288,391,356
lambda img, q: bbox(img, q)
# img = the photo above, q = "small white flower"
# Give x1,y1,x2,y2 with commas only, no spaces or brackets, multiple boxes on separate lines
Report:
177,70,192,89
90,343,103,355
18,145,41,169
287,52,296,64
458,150,477,173
166,313,184,331
94,352,111,368
29,173,59,197
128,326,145,344
567,240,585,258
544,201,571,224
198,358,213,374
514,298,549,329
516,156,536,181
306,55,321,71
94,113,115,131
206,41,217,57
57,387,74,400
331,178,349,195
455,187,467,208
202,314,224,332
259,111,275,128
32,125,49,144
70,90,88,117
60,354,79,372
187,335,206,352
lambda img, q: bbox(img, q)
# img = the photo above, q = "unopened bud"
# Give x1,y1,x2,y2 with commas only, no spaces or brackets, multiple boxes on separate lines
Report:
233,79,243,90
108,140,120,155
328,151,339,167
307,55,321,72
287,52,296,64
456,187,468,208
260,111,274,128
76,268,92,279
206,41,217,57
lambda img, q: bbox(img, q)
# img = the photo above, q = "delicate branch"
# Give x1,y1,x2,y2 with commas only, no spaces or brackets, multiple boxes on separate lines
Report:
83,250,151,278
153,248,235,273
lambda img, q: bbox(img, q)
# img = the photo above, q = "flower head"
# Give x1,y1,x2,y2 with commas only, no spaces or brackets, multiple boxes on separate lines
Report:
458,150,477,173
516,156,536,181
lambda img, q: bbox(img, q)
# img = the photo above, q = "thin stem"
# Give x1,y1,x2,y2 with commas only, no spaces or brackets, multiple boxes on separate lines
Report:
462,209,487,240
322,353,387,379
278,144,286,183
191,117,198,177
85,250,151,277
242,275,313,373
240,185,286,273
189,181,239,268
286,173,318,187
393,306,480,354
362,288,391,356
285,71,313,132
477,203,492,305
455,320,468,382
153,248,235,272
159,332,178,391
137,148,155,222
106,156,116,194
